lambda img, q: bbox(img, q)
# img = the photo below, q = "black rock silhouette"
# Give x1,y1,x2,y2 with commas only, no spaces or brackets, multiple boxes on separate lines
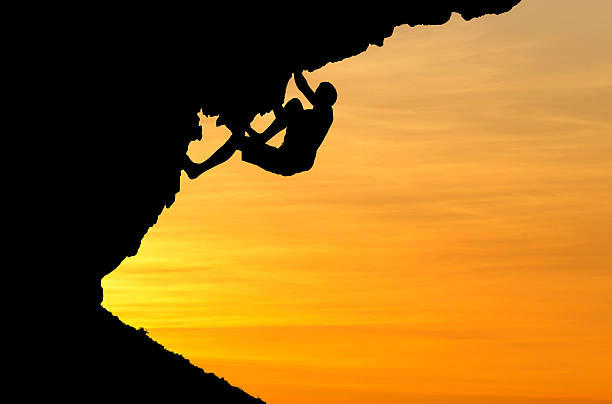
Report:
29,2,521,401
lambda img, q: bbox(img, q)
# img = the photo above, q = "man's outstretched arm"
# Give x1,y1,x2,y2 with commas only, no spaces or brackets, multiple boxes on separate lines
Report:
294,71,316,106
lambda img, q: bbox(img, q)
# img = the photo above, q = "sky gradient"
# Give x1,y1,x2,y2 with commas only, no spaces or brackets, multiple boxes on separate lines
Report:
103,1,612,402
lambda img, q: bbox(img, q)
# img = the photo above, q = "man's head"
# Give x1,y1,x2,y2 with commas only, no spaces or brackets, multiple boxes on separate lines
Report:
284,98,304,118
314,82,337,107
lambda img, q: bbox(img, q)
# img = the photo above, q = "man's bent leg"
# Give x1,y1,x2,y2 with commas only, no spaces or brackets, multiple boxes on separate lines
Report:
183,132,243,179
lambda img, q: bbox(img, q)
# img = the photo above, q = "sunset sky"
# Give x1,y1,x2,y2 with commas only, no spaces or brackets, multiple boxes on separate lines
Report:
103,1,612,403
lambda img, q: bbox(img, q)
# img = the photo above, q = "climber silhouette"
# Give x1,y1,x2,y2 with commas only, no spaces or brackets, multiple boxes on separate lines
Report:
183,71,337,178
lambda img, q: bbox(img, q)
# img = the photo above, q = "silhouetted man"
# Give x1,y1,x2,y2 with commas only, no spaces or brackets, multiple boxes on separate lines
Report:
183,71,337,178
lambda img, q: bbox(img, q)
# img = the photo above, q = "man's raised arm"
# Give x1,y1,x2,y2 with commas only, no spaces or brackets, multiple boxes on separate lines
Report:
294,71,316,106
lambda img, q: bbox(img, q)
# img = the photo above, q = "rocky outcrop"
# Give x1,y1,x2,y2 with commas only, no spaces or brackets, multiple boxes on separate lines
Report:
30,2,521,400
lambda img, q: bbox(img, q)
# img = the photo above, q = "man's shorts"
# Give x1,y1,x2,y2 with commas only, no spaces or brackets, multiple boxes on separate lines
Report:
242,141,314,176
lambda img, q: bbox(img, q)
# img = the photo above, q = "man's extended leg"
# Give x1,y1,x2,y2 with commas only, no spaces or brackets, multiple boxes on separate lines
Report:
183,131,244,179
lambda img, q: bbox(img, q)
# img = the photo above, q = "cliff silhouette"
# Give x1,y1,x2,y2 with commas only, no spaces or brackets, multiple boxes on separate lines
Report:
30,2,521,401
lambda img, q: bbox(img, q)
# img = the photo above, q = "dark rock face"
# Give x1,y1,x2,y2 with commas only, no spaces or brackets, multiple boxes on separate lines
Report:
59,2,521,305
84,308,265,402
32,2,520,401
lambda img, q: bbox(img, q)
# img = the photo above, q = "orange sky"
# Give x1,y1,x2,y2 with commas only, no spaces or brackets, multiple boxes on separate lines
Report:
102,1,612,402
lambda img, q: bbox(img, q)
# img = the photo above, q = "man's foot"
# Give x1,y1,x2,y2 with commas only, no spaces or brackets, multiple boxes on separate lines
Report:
183,155,201,180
